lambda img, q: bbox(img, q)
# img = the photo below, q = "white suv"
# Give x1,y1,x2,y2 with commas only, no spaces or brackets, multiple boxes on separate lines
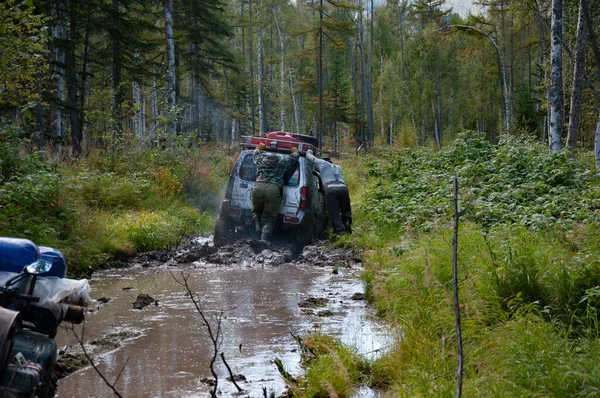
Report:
214,149,326,247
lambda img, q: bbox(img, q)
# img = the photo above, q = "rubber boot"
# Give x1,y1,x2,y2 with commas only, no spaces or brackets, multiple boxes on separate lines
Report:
252,214,262,238
343,218,352,234
261,222,275,242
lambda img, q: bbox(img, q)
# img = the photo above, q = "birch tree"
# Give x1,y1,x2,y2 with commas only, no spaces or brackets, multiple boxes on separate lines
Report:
566,0,586,152
549,0,563,153
164,0,177,135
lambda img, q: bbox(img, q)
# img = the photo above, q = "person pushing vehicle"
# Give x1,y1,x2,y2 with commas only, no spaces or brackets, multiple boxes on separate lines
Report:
252,143,299,241
305,149,352,234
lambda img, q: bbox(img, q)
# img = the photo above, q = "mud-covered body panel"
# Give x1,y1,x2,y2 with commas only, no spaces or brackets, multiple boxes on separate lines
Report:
216,150,325,243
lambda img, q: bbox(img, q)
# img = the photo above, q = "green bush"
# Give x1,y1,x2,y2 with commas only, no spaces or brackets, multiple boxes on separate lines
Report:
0,125,231,276
362,131,600,231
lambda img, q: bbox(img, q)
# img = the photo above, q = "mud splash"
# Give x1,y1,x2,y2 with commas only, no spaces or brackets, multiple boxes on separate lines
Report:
55,238,392,397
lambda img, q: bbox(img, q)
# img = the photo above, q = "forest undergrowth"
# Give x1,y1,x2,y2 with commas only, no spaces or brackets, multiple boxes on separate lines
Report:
0,126,233,276
296,131,600,397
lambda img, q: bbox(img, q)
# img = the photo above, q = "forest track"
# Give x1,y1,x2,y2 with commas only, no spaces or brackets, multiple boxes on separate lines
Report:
55,237,388,398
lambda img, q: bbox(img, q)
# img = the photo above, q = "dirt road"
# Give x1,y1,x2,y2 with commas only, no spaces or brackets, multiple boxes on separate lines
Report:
55,238,391,397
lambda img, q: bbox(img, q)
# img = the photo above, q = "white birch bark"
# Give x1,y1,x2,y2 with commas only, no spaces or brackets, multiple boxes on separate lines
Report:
257,18,264,134
164,0,177,134
566,0,587,151
52,1,66,150
432,98,440,150
272,7,286,131
133,81,142,141
231,118,237,142
289,67,300,133
549,0,563,153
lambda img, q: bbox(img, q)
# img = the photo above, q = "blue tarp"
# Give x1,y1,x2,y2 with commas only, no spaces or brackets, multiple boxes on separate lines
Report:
0,237,40,274
38,246,67,278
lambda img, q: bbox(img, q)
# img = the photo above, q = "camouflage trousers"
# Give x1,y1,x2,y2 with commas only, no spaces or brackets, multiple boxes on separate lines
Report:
252,181,282,222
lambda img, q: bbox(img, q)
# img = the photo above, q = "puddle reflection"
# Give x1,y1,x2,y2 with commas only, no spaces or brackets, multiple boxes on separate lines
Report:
57,260,391,397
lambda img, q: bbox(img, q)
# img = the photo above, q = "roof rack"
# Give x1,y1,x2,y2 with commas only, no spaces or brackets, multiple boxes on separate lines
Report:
241,132,319,155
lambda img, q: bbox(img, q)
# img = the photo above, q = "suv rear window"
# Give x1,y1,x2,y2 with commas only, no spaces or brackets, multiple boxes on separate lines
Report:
239,153,299,186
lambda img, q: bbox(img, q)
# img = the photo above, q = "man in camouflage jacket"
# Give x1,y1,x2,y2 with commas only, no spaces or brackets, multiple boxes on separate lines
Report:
252,143,299,241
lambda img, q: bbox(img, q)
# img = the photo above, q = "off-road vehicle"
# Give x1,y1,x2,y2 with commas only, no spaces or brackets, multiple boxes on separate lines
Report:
213,132,326,247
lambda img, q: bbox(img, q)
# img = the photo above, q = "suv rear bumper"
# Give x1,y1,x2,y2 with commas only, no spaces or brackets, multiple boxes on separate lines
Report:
218,200,313,230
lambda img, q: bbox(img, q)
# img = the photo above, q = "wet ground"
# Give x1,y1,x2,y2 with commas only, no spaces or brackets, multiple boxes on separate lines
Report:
55,237,392,397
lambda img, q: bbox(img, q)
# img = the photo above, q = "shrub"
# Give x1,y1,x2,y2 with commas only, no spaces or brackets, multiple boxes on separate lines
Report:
362,131,600,231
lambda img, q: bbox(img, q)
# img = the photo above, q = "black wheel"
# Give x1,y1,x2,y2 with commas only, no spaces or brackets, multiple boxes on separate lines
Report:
213,216,230,248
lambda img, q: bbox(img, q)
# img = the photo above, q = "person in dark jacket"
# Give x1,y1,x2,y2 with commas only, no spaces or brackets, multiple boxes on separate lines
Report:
305,149,352,234
252,143,299,241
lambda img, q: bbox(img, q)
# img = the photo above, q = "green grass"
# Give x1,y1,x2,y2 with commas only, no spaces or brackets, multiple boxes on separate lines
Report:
287,333,372,397
311,135,600,396
0,132,230,276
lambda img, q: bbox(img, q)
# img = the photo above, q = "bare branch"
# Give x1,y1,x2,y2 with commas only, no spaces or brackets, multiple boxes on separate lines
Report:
220,352,243,392
170,271,226,397
68,322,124,398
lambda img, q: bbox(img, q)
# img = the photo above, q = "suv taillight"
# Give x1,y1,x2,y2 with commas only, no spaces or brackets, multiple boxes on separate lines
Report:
299,186,309,209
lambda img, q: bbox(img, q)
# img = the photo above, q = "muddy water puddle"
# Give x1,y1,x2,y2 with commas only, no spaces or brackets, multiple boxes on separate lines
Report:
56,240,392,397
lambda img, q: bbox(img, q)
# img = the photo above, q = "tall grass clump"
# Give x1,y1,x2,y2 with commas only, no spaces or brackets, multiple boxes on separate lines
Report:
287,333,372,397
0,125,232,276
338,132,600,395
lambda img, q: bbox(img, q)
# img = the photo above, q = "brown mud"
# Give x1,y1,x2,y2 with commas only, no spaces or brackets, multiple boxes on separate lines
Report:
55,237,392,398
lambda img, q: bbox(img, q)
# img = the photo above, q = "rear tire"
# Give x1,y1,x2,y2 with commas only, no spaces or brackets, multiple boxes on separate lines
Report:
213,217,230,248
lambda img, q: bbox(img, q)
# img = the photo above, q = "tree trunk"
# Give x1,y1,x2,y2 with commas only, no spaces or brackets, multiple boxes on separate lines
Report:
596,114,600,168
272,6,286,132
452,26,510,136
566,0,587,152
367,0,374,146
379,38,384,141
549,0,563,153
436,57,443,145
133,80,143,141
432,98,440,150
358,1,368,146
36,73,45,150
164,0,177,135
350,37,361,153
580,0,600,166
79,14,91,153
65,4,81,158
111,0,124,150
318,0,324,147
248,0,255,135
257,6,264,134
52,0,66,154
